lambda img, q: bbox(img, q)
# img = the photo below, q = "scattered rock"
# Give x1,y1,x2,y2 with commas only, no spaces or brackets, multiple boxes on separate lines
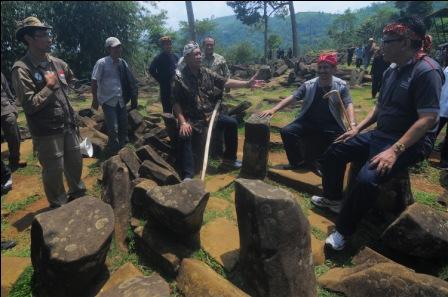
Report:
311,236,325,266
98,262,142,294
235,179,316,297
136,145,179,180
118,147,141,179
227,100,253,116
177,258,250,297
80,127,108,157
79,116,98,129
101,156,132,250
127,109,144,130
381,203,448,259
78,108,96,118
98,274,170,297
31,196,114,296
139,160,180,185
273,64,288,77
200,218,240,271
256,65,272,81
318,247,448,297
437,191,448,207
131,178,158,218
241,114,270,179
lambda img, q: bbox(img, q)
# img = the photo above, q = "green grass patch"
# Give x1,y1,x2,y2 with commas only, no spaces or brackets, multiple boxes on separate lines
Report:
87,160,102,177
413,191,445,211
212,184,234,202
438,263,448,281
2,194,40,213
318,287,344,297
87,183,102,198
2,244,31,257
1,216,10,233
314,264,331,277
192,249,226,278
8,266,40,297
311,226,327,241
15,163,41,176
203,207,235,225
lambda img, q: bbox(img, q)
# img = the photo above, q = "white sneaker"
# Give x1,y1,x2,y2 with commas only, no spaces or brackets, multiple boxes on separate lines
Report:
222,159,242,169
325,231,346,251
311,195,342,214
182,177,193,182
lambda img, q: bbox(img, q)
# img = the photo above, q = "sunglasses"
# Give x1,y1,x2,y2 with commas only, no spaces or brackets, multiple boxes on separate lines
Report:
381,38,404,45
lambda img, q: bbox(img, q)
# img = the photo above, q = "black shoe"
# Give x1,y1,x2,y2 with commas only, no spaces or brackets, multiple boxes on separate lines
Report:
1,240,16,250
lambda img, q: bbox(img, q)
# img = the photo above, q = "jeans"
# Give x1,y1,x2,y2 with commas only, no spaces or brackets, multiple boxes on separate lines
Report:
280,117,343,166
436,117,447,163
102,103,128,152
177,114,238,179
320,130,432,236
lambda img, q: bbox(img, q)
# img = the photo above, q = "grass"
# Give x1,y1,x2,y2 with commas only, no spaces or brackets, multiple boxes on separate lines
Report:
318,287,345,297
87,183,102,198
413,191,445,211
192,249,226,278
311,226,327,241
2,194,40,213
8,266,39,297
203,207,235,225
212,184,234,202
87,160,102,177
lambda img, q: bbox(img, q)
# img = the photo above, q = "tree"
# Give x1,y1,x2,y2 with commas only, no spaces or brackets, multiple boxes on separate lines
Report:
327,9,357,48
288,1,298,56
185,1,196,41
268,34,282,51
355,7,397,46
226,41,259,64
178,18,217,46
395,1,433,18
227,1,288,62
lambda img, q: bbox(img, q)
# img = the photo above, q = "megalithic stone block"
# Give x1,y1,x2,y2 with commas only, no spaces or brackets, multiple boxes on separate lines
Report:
241,114,270,179
235,178,317,297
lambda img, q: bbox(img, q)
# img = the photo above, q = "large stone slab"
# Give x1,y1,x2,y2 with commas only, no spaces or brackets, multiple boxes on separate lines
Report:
177,258,250,297
131,178,157,218
318,247,448,297
200,218,240,271
31,196,114,296
146,180,209,243
234,179,316,297
256,65,272,81
241,114,270,179
1,257,31,297
98,262,143,294
102,156,132,250
118,147,141,179
381,203,448,259
139,160,180,185
98,274,170,297
136,145,180,181
268,168,322,195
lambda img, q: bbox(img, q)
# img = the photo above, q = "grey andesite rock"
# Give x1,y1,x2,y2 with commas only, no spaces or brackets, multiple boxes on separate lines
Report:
118,147,141,179
98,274,170,297
31,196,114,296
235,178,316,297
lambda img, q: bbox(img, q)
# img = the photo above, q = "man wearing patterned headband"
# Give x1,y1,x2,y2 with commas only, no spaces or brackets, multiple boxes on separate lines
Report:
172,42,264,180
311,16,444,251
259,52,356,174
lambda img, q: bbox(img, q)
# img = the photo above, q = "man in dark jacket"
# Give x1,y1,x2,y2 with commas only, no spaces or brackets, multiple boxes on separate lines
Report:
149,36,179,113
370,49,390,98
1,72,26,171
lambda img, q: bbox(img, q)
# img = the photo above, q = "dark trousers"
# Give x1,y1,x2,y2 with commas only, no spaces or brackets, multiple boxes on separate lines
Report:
437,117,448,163
321,130,432,236
347,53,354,66
1,113,21,165
355,58,362,68
371,75,382,98
280,118,343,166
160,84,172,113
177,114,238,179
1,160,11,186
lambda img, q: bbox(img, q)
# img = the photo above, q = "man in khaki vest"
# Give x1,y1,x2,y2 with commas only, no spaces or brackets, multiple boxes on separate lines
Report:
11,17,85,208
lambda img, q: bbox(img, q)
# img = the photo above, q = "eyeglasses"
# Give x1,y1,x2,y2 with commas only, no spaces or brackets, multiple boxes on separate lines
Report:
381,38,403,45
33,32,52,39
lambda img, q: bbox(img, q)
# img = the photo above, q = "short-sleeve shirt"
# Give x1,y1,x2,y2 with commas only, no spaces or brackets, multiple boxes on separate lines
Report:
91,56,124,107
171,66,227,123
202,53,230,78
376,56,444,139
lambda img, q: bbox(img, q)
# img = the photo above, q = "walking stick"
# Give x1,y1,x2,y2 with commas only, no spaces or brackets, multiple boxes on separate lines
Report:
200,101,221,181
323,90,351,131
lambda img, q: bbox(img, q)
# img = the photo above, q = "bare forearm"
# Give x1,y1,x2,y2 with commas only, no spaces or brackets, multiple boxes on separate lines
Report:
224,79,249,89
346,103,356,124
396,113,438,152
356,106,378,132
173,103,187,124
91,80,98,107
272,95,296,113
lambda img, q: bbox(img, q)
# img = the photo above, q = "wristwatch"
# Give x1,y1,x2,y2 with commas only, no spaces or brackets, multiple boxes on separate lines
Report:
393,142,406,154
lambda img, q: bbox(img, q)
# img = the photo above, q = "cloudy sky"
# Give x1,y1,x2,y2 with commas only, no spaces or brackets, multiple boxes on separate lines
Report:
148,1,384,30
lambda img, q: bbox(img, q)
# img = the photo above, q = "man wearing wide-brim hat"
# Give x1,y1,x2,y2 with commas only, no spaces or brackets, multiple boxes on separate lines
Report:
11,16,85,208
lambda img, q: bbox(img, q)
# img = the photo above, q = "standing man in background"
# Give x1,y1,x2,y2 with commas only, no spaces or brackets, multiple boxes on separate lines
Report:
149,36,179,113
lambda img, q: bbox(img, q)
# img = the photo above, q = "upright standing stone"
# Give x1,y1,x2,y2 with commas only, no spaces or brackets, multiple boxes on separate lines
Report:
118,147,141,179
31,197,114,297
235,179,316,297
241,114,270,179
101,155,132,250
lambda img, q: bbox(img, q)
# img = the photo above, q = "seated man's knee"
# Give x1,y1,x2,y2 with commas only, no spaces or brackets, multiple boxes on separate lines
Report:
356,165,378,187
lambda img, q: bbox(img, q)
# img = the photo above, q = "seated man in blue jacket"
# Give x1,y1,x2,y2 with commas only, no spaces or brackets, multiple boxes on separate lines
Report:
260,53,356,172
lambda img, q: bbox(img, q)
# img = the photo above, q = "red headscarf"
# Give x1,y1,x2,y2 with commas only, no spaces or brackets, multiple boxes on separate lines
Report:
383,23,432,59
318,53,337,66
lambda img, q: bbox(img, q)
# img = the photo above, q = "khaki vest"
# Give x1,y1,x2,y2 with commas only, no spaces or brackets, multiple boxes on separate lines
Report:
12,56,74,137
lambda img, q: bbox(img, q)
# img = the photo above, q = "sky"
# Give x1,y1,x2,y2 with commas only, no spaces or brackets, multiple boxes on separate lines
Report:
148,1,384,30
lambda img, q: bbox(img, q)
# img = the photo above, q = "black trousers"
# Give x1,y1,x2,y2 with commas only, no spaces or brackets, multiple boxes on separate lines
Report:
1,113,21,165
177,114,238,179
437,117,448,163
160,83,172,113
1,160,11,186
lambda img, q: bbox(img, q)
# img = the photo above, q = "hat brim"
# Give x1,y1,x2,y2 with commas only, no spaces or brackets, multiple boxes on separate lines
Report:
15,24,52,41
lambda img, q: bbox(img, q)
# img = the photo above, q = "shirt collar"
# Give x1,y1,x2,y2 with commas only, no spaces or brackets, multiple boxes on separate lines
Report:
26,51,51,68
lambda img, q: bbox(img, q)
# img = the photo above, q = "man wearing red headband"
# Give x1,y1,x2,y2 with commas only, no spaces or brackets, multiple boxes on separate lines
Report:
260,52,356,173
311,16,444,250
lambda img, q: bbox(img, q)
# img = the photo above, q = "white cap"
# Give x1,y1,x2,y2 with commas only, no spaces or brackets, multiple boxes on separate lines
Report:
105,37,121,48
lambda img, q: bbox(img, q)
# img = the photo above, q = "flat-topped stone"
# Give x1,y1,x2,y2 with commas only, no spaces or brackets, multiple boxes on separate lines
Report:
31,196,114,296
98,262,143,294
98,274,170,297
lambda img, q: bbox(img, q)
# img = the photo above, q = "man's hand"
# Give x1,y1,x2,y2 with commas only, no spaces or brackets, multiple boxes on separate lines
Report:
247,72,265,89
258,109,275,118
369,147,397,176
45,71,58,89
179,122,192,137
334,127,359,143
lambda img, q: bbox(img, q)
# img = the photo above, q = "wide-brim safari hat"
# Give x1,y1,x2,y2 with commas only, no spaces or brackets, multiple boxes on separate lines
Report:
15,16,52,41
